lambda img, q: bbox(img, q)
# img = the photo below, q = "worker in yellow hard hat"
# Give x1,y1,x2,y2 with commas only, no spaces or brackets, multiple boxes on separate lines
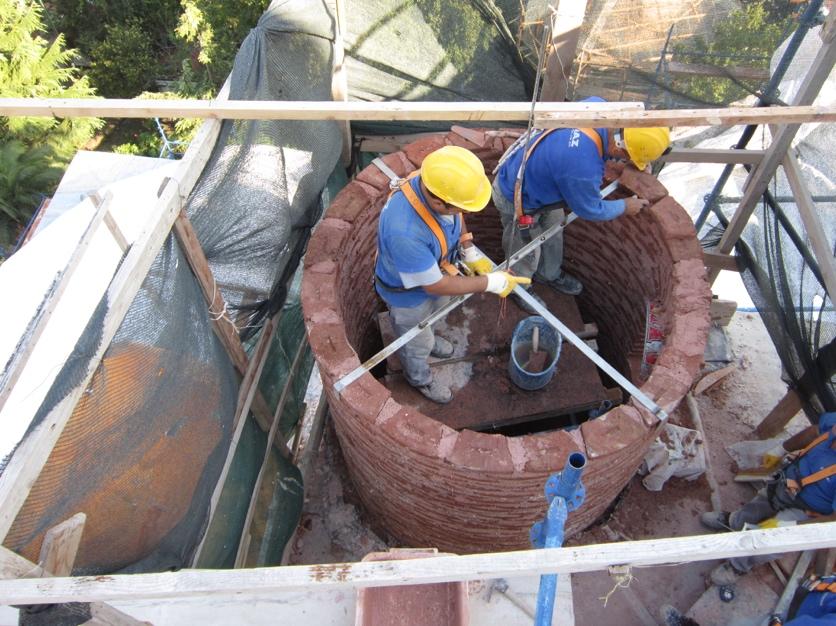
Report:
375,145,530,404
492,96,671,312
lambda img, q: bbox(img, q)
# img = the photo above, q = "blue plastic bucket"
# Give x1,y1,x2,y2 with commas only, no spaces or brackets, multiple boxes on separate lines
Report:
508,316,562,390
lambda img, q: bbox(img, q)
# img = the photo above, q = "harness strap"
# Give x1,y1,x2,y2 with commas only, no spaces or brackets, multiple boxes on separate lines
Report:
371,161,461,291
512,128,605,224
803,575,836,593
785,431,835,494
399,179,460,276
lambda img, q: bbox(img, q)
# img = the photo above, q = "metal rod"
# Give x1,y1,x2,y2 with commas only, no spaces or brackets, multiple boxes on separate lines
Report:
333,182,619,393
694,0,824,233
512,285,668,421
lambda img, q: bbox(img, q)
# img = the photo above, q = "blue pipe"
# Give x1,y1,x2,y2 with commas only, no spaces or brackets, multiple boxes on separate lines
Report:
533,452,587,626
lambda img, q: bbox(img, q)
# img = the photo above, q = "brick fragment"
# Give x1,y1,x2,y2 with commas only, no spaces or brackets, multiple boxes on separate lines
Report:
306,323,358,381
448,430,514,473
581,406,650,458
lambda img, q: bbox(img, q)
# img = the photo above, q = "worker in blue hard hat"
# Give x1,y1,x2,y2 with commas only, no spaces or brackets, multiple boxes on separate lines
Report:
492,96,671,312
374,145,530,404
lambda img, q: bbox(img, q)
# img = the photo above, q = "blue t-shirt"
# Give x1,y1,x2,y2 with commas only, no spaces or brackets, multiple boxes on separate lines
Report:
495,96,625,221
375,176,461,308
788,412,836,515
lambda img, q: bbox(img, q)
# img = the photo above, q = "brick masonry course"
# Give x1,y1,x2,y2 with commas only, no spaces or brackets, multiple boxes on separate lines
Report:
302,129,711,553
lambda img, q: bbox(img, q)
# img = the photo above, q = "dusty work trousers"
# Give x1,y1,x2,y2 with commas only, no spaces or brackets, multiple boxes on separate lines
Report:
491,177,565,282
389,296,451,388
728,477,810,572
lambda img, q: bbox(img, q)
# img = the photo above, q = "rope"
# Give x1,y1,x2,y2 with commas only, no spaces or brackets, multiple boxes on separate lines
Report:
599,565,636,606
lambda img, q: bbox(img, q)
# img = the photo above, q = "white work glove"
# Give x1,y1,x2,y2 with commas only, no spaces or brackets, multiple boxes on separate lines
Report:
485,272,532,298
460,245,493,276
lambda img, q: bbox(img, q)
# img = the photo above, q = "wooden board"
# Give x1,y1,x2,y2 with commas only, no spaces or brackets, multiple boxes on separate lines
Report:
1,523,834,605
381,288,612,431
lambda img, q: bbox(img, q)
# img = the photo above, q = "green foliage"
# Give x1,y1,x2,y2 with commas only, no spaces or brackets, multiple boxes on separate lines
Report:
671,1,794,105
0,0,102,157
0,0,102,245
176,0,269,88
89,20,157,97
0,141,61,223
112,92,200,157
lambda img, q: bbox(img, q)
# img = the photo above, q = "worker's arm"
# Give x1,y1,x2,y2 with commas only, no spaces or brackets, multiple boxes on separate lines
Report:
423,274,488,296
559,177,626,221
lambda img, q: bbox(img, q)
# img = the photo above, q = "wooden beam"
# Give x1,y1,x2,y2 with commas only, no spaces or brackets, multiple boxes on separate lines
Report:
173,210,249,375
755,387,804,439
703,250,741,272
666,61,769,81
685,393,723,512
234,337,307,568
192,315,280,565
536,104,836,129
771,550,814,622
783,152,836,300
356,132,444,153
0,98,643,121
38,512,86,577
540,1,589,102
659,148,766,165
708,35,836,284
0,192,116,414
0,95,226,544
709,298,737,326
331,0,352,166
1,523,834,605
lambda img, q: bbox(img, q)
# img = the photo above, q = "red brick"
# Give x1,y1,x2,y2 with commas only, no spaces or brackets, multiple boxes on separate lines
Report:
450,125,489,147
300,267,340,325
403,135,447,167
306,323,358,381
667,235,704,263
619,166,668,203
581,405,650,458
668,309,711,359
650,196,696,240
517,429,584,473
326,181,376,223
341,373,391,425
380,409,451,459
303,218,352,267
448,430,514,473
604,160,626,184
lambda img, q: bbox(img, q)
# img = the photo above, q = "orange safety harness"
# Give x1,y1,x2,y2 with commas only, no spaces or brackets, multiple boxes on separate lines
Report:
513,128,604,227
801,574,836,594
397,172,461,277
373,171,461,293
785,430,836,496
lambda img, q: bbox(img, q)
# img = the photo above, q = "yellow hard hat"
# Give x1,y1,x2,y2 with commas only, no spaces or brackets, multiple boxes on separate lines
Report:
420,146,491,212
623,127,671,170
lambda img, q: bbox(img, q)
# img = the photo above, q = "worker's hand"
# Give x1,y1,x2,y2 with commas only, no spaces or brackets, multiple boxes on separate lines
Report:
460,245,493,276
623,196,650,216
485,272,532,298
763,442,788,470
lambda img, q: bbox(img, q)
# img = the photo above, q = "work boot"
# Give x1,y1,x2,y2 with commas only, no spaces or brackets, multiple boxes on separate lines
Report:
544,270,583,296
415,378,453,404
710,562,745,586
510,287,547,315
659,604,700,626
430,336,454,358
700,511,732,531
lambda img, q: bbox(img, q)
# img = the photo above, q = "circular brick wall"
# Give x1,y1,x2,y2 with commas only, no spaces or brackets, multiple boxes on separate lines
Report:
302,129,711,553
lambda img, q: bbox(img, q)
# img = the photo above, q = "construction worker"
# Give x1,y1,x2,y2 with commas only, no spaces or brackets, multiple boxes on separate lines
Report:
700,412,836,586
492,96,670,312
374,146,530,404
